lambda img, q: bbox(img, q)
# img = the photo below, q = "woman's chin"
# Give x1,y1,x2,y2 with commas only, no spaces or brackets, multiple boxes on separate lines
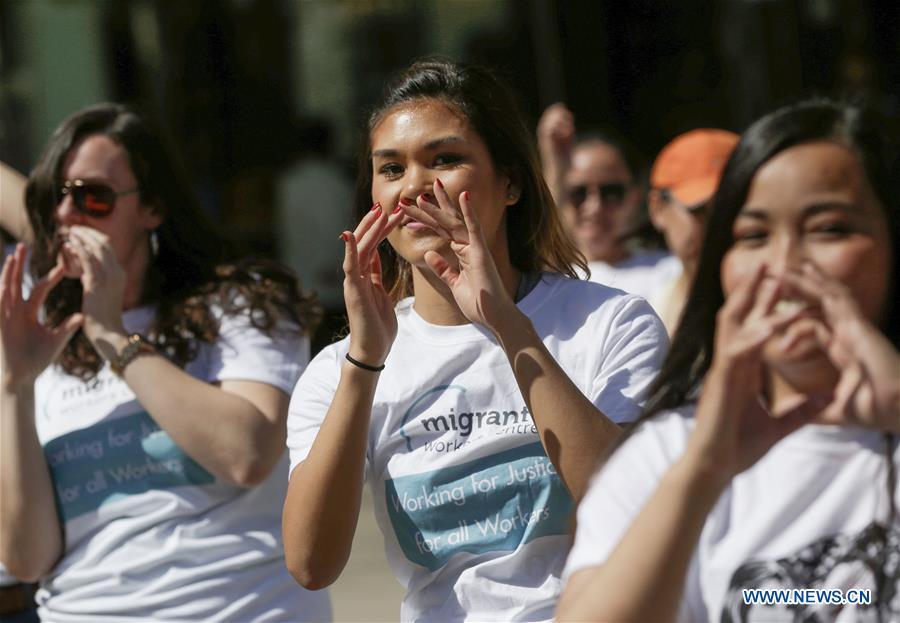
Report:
391,230,450,264
763,335,838,392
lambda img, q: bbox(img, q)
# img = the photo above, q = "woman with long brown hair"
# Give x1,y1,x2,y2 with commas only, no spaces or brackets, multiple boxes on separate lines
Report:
282,59,668,622
0,103,329,621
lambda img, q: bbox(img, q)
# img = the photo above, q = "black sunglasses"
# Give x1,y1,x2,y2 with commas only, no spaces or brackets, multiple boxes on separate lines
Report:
567,182,628,208
58,179,139,218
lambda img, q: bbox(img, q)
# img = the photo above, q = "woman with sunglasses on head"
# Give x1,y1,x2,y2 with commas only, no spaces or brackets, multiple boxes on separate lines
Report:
557,99,900,622
0,104,330,621
282,59,668,622
537,104,679,303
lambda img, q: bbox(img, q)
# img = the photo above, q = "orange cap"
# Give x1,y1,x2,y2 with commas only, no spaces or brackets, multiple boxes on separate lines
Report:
650,129,739,206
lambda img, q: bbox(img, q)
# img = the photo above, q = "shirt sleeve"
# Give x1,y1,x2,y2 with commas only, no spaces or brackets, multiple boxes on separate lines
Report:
591,294,669,424
285,340,345,476
563,410,706,621
204,310,309,395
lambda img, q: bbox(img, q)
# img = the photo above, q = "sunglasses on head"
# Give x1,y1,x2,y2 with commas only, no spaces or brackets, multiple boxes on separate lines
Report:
567,182,628,208
58,179,139,218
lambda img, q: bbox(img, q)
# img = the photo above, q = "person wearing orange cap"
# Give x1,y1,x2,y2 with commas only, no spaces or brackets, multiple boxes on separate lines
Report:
647,129,739,334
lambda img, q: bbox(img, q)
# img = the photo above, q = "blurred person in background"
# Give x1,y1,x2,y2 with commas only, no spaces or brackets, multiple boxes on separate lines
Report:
283,59,667,622
537,103,677,301
557,99,899,622
647,129,739,334
0,104,329,622
276,119,354,312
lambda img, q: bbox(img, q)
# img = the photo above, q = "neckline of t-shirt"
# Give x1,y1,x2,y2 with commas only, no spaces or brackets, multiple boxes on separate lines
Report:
398,273,558,345
674,407,887,454
589,250,673,272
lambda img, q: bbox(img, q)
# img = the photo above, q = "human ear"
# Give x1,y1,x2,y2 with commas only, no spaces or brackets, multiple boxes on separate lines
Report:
140,200,165,231
503,171,523,206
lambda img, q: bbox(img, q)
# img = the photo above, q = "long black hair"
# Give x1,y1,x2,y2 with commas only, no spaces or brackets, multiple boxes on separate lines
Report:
642,98,899,418
355,58,585,301
27,103,320,380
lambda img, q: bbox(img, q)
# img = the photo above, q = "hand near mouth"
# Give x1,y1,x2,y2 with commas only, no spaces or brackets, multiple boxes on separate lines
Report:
0,243,83,389
398,182,469,244
340,203,404,368
407,181,515,334
781,263,900,432
54,231,83,278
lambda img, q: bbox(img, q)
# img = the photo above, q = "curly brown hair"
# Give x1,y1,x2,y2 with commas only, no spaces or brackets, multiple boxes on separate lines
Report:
26,103,321,380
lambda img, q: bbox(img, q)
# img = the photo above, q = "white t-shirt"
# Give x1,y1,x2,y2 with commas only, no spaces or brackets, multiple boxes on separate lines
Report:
582,251,682,308
565,408,900,622
287,273,668,622
33,304,331,622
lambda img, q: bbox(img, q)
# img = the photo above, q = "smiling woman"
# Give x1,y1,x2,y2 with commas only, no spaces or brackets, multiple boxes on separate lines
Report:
556,98,900,623
282,59,668,622
0,104,328,622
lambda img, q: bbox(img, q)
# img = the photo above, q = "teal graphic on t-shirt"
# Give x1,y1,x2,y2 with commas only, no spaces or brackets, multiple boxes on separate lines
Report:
44,411,214,522
385,442,573,571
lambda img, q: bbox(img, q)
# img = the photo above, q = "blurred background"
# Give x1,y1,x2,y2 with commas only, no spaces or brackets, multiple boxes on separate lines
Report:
0,1,897,618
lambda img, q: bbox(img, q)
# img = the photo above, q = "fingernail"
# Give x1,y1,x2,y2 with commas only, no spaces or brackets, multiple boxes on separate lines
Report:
420,193,433,203
339,232,350,242
463,190,470,201
393,204,402,214
435,178,444,189
399,197,413,206
370,202,381,212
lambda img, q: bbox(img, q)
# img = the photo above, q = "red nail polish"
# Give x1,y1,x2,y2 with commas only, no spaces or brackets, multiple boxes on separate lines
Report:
370,202,381,212
340,231,350,242
399,197,412,206
421,193,434,203
463,190,470,201
393,204,402,214
435,178,444,189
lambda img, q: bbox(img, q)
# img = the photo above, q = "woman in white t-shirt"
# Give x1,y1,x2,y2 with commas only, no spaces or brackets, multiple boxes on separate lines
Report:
0,104,329,621
282,60,668,622
558,99,899,622
536,104,676,302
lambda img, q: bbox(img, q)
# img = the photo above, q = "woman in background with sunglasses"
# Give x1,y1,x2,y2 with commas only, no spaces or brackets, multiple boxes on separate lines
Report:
537,104,679,303
0,103,330,621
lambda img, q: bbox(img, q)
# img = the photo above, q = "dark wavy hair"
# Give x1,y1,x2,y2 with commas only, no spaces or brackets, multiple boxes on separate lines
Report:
641,98,899,418
355,58,585,301
26,103,321,380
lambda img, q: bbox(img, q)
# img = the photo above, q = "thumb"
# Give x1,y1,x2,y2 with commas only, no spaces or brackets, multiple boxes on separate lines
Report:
424,250,457,287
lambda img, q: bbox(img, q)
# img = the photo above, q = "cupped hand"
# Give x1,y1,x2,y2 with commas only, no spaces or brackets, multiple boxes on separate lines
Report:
0,244,82,390
65,226,128,356
401,180,517,333
780,262,899,433
342,204,404,367
686,266,829,483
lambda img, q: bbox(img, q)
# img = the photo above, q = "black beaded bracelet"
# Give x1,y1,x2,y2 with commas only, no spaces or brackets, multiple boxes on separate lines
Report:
345,352,385,372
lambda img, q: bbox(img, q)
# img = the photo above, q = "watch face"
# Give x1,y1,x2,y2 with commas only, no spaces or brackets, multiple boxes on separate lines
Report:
112,334,155,376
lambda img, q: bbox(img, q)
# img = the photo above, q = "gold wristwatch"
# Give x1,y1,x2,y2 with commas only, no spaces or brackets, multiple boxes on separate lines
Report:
110,334,156,376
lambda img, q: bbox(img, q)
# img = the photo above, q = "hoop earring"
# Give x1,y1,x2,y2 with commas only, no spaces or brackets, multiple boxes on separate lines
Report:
150,230,159,257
